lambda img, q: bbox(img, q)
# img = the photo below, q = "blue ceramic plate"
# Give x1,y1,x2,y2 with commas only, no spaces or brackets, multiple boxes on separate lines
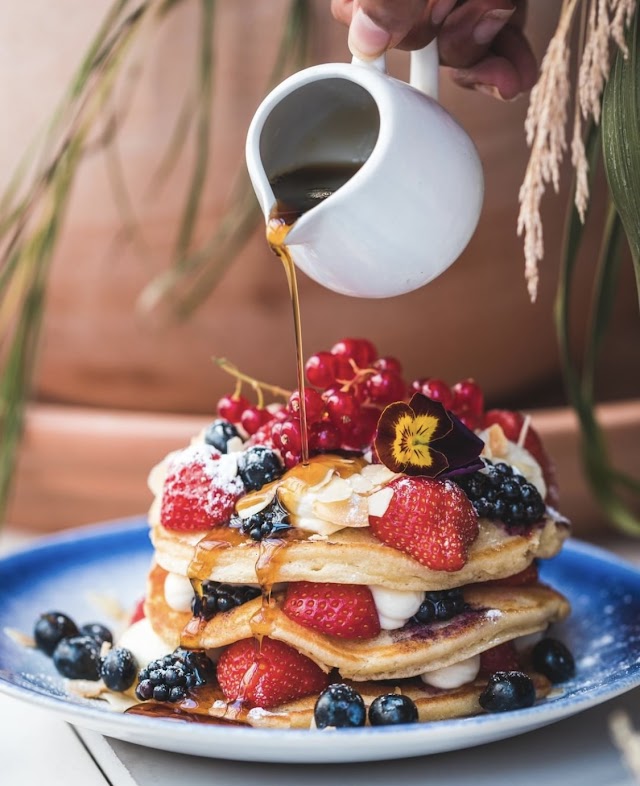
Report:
0,518,639,764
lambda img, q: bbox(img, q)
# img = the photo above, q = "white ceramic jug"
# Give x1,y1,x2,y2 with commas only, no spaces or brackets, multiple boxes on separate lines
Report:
246,41,484,299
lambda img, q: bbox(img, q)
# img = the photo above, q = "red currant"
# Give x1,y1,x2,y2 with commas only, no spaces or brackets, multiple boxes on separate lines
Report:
282,449,302,469
411,378,453,410
457,412,481,431
342,406,380,450
241,406,272,436
331,338,378,368
309,421,341,452
452,379,484,418
324,390,360,427
374,356,403,375
305,352,337,389
280,418,303,453
270,420,284,449
287,388,325,423
333,354,357,382
217,394,250,422
366,371,406,405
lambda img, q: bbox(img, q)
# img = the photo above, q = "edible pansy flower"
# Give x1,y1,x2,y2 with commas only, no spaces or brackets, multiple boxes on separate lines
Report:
374,393,484,478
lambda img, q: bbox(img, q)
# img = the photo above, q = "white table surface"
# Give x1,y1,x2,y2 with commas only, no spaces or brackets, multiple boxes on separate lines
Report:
2,528,640,785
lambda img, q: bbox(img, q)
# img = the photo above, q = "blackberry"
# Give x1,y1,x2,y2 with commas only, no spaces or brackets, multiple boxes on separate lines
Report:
237,495,291,541
531,638,575,683
192,581,261,620
456,461,546,527
368,694,418,726
204,419,241,454
52,635,102,680
412,589,466,624
100,647,138,692
479,671,536,713
136,649,214,703
314,683,366,729
34,612,79,656
237,446,283,491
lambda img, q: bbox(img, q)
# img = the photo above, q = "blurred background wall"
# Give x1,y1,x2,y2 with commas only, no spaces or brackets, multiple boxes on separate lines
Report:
1,0,638,531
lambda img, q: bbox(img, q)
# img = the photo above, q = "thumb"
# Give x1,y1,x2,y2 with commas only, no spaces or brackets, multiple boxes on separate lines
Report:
348,0,425,60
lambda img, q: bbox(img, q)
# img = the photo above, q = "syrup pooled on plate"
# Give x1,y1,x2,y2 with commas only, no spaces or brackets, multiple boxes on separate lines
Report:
266,162,363,465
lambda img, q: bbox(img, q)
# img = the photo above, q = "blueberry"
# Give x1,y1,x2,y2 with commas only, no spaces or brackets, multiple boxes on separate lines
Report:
100,647,138,692
204,419,241,453
237,446,283,491
52,635,102,680
314,683,366,729
80,623,113,647
532,638,575,683
479,671,536,713
368,694,418,726
34,612,79,656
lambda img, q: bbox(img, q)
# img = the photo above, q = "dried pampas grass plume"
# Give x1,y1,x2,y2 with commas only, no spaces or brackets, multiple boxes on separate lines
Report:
518,0,637,302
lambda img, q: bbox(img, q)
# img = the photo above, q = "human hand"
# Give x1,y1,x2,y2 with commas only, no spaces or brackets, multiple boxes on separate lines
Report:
330,0,537,100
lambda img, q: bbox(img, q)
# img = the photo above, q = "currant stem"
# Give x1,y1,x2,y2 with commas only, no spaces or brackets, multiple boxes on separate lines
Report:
213,357,292,403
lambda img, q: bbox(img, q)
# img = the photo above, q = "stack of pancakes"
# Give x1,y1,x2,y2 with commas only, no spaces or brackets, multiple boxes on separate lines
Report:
139,427,571,728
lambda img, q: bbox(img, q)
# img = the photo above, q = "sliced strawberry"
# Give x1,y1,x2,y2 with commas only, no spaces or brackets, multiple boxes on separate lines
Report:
479,642,521,676
283,582,381,640
160,444,245,531
129,597,146,624
482,409,559,507
216,637,329,709
369,476,479,572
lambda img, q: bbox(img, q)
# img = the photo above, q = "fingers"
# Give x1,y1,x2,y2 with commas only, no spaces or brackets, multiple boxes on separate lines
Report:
346,0,435,59
329,0,535,99
436,0,516,68
450,24,537,100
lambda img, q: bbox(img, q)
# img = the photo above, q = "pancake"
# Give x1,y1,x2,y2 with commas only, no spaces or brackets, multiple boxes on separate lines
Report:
130,673,552,729
150,515,569,591
145,564,570,680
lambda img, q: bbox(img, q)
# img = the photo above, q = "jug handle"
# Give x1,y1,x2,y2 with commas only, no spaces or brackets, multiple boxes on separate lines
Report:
409,40,439,100
351,39,439,100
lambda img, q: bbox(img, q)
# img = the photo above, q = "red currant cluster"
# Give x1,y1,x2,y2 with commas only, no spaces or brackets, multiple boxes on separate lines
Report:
410,377,485,430
215,340,486,468
216,338,407,467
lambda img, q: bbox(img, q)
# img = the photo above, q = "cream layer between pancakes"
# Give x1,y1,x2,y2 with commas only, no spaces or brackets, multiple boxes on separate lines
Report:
145,564,570,681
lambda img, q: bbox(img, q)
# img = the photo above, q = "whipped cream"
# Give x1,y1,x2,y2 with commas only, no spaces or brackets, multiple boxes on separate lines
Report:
164,572,194,612
420,654,480,689
369,586,424,630
116,618,173,667
514,630,545,652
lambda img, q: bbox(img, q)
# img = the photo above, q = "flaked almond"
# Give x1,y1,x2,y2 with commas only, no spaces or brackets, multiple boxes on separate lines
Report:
315,476,353,503
236,486,277,519
313,495,370,528
368,487,395,518
360,464,398,487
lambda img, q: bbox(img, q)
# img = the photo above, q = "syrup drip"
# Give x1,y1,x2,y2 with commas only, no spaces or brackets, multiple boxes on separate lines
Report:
267,218,309,465
186,527,246,581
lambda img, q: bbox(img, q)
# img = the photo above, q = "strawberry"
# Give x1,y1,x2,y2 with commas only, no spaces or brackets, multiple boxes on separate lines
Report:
479,642,521,676
369,476,479,572
216,637,329,709
129,597,146,624
160,444,245,531
283,582,381,640
482,409,559,508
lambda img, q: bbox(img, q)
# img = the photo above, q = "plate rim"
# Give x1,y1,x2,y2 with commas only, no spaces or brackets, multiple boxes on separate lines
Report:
1,519,640,761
